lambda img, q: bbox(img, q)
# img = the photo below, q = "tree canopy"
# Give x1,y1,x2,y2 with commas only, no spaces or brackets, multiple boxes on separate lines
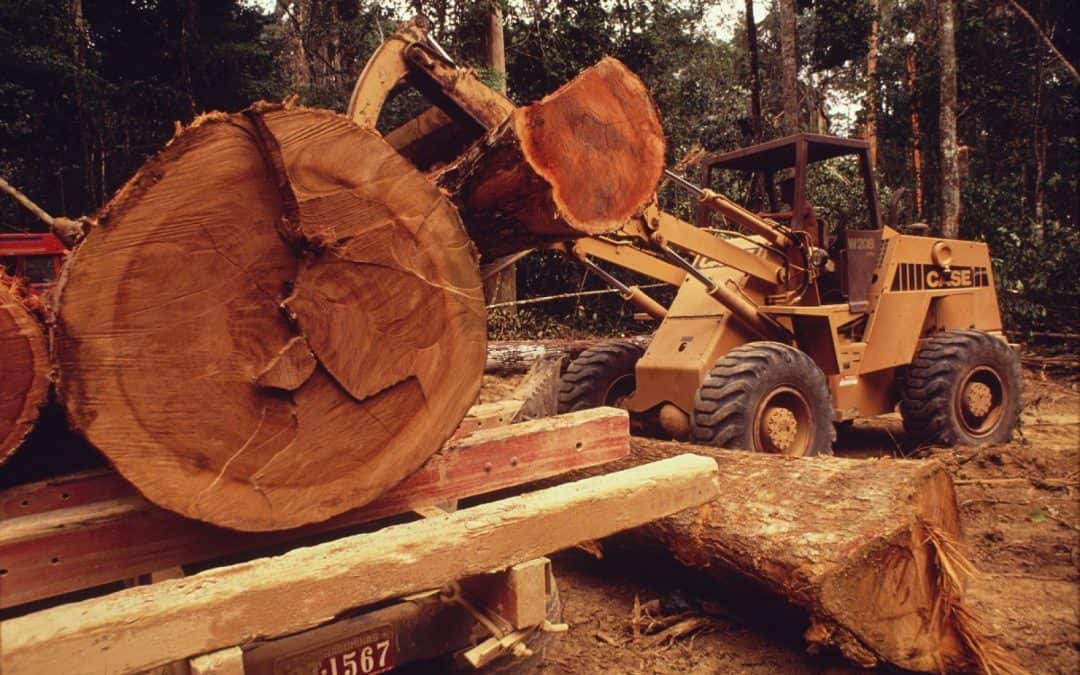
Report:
0,0,1075,333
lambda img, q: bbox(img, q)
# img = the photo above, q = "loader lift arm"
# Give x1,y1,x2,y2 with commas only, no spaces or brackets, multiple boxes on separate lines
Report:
350,18,842,345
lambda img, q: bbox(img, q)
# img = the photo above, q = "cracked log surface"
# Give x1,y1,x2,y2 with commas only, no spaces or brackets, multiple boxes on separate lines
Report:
0,278,49,466
53,106,486,531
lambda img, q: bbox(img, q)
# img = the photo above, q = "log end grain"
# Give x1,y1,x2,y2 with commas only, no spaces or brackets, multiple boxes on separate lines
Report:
54,106,486,531
516,56,666,234
0,278,49,466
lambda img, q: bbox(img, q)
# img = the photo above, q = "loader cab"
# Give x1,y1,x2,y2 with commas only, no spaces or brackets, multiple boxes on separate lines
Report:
698,134,884,311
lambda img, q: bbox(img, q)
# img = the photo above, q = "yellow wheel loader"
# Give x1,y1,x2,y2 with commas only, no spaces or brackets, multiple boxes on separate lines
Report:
350,18,1022,458
555,137,1022,455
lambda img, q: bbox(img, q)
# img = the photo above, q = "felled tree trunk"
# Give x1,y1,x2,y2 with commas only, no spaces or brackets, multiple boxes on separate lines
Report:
0,279,49,466
54,106,487,531
588,439,1014,673
486,337,651,374
438,57,665,258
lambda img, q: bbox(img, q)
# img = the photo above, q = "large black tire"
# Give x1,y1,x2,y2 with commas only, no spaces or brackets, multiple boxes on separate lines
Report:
900,330,1022,446
691,342,835,456
557,340,645,413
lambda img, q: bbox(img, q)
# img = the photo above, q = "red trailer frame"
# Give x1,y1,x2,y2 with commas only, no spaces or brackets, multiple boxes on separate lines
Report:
0,232,66,297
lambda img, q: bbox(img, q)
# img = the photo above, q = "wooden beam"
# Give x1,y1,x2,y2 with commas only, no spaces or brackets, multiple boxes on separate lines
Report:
0,408,628,609
1,454,719,675
448,399,523,441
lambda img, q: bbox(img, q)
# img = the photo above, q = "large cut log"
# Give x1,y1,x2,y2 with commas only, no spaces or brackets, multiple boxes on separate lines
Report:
438,57,665,258
0,278,49,466
585,439,1016,674
54,106,486,531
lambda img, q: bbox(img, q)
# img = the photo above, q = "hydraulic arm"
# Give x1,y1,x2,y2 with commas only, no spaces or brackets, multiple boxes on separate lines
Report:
349,18,816,343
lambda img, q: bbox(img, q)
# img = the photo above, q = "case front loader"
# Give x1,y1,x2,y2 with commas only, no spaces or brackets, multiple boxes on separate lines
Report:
348,18,1021,458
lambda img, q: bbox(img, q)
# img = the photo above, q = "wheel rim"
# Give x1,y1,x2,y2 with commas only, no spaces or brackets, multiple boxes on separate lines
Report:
752,386,814,456
954,365,1007,438
602,374,636,408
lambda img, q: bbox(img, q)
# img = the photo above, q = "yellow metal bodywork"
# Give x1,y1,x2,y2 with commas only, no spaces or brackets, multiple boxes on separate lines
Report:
346,19,514,135
626,227,1003,421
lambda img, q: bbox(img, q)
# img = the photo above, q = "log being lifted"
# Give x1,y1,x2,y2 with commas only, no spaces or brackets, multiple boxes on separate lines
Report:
0,278,49,465
438,56,665,258
592,440,1015,674
53,58,664,531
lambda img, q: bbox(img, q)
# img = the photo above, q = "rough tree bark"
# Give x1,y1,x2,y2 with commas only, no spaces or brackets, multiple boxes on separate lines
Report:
586,439,1017,673
938,0,961,238
0,278,49,466
53,59,665,530
438,57,665,258
907,44,924,219
866,0,880,169
483,0,517,310
779,0,801,135
745,0,763,140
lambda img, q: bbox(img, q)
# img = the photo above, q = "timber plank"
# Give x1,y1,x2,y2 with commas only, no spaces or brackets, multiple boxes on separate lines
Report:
0,408,628,609
1,454,719,675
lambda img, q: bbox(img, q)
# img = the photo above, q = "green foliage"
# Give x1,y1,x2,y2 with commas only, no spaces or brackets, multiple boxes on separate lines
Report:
804,0,875,71
0,0,1075,338
0,0,282,227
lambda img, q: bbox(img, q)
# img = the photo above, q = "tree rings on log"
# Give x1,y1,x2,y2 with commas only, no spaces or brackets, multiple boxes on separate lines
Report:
439,57,666,258
54,105,486,531
0,278,49,466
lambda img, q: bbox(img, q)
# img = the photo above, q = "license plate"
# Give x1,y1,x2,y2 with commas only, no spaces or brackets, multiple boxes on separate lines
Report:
272,625,396,675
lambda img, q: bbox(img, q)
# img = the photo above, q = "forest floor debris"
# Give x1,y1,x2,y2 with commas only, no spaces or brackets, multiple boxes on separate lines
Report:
475,362,1079,674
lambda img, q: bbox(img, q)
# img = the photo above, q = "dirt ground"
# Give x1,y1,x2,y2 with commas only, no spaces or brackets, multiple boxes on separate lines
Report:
481,360,1079,674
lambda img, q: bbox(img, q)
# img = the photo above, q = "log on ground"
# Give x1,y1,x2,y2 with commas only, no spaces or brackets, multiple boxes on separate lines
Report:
0,278,49,466
589,439,1016,673
486,336,651,374
53,105,486,531
438,57,665,258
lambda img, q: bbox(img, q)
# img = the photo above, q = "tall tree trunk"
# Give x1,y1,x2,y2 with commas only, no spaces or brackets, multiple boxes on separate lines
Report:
907,48,924,219
779,0,801,134
279,0,311,89
938,0,961,238
70,0,96,210
866,0,880,169
179,0,199,119
746,0,763,139
484,1,517,311
1031,3,1047,241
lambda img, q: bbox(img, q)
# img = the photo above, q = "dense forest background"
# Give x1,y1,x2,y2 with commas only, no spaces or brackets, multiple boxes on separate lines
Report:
1,0,1076,335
